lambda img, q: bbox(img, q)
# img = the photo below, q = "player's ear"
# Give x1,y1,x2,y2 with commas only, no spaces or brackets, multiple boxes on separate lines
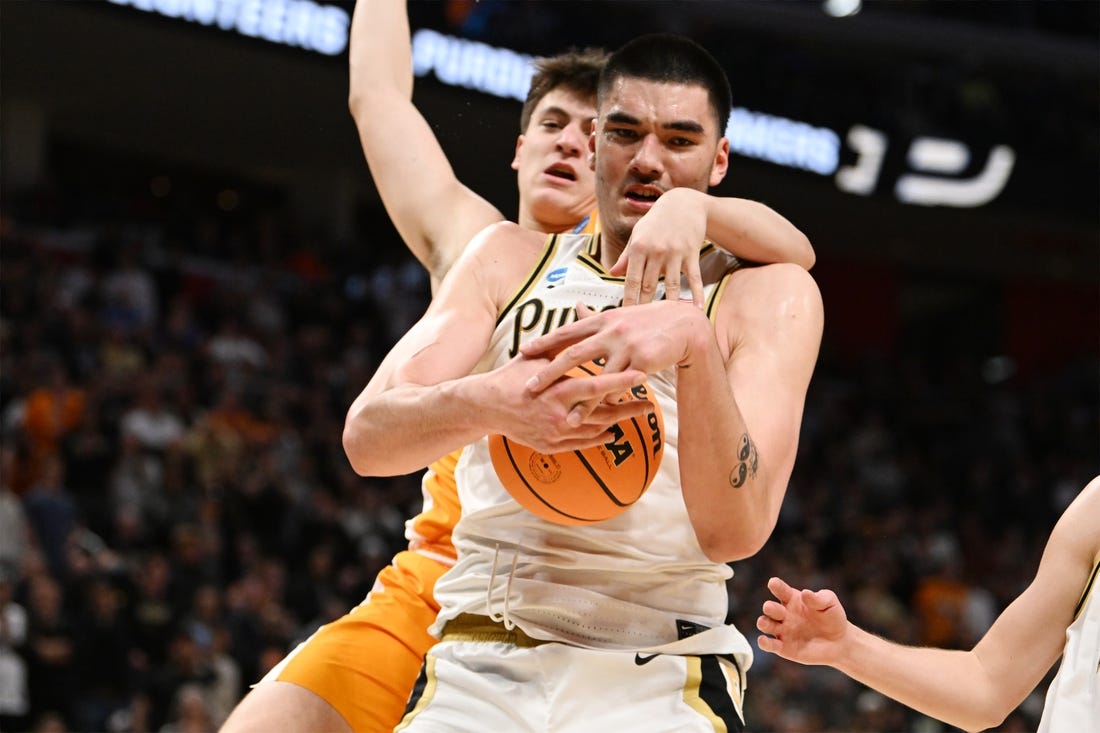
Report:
511,134,525,172
708,137,730,187
587,129,597,171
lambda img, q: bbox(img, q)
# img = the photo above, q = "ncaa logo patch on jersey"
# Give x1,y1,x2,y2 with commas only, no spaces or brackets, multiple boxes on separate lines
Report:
546,267,567,286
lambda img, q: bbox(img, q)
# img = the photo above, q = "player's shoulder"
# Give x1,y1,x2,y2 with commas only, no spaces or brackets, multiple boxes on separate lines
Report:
455,221,556,301
470,220,547,249
1049,476,1100,564
726,262,822,312
1065,476,1100,521
730,261,817,286
458,221,550,271
1064,476,1100,530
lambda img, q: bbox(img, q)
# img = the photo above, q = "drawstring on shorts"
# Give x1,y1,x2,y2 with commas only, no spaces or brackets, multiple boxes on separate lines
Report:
486,543,520,630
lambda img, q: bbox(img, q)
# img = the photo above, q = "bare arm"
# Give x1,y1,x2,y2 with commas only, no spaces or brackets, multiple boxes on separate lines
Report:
699,194,814,269
757,476,1100,732
342,224,650,476
519,264,822,561
348,0,504,287
677,264,822,559
611,188,816,306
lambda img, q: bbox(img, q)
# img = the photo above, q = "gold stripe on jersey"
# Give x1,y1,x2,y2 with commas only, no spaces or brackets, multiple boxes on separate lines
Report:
586,231,602,259
704,272,731,321
577,233,611,277
576,254,624,280
1073,556,1100,620
496,233,562,328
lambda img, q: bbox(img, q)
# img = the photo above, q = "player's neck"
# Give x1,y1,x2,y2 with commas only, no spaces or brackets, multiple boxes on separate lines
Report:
518,207,572,236
516,208,542,234
598,233,627,272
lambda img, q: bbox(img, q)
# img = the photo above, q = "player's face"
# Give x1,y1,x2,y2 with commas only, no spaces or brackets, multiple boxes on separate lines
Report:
512,88,598,233
591,77,729,251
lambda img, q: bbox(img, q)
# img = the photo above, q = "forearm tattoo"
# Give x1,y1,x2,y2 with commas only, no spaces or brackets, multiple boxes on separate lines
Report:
729,433,758,488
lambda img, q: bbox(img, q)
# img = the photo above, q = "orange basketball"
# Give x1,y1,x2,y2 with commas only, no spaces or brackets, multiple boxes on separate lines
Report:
488,358,665,525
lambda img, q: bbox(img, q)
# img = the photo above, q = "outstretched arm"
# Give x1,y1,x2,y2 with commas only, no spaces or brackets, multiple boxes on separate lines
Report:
611,188,815,306
348,0,504,287
757,476,1100,733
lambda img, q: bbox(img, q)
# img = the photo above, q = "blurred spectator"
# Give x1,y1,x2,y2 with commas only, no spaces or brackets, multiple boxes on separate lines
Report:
100,243,159,333
159,683,215,733
20,358,85,488
0,564,30,733
29,710,68,733
143,628,217,732
0,461,30,575
72,577,134,732
204,317,267,373
22,457,78,579
129,552,178,669
24,574,76,727
205,625,242,727
120,377,187,453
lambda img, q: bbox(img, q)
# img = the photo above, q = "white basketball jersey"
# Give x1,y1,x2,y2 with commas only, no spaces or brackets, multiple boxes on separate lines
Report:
431,232,753,668
1038,552,1100,733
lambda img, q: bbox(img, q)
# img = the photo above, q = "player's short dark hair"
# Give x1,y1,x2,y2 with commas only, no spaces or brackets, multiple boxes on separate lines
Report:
599,34,732,134
520,48,609,133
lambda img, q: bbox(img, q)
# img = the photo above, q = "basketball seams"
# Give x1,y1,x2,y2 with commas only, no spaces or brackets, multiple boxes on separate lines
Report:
487,357,663,526
499,437,601,524
574,362,599,377
624,414,652,502
573,449,632,507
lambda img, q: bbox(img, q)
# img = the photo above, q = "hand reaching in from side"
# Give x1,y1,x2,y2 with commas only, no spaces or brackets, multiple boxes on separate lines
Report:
756,576,851,666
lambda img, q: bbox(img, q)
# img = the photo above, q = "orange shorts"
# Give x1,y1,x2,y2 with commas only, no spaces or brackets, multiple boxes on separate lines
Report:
268,551,450,732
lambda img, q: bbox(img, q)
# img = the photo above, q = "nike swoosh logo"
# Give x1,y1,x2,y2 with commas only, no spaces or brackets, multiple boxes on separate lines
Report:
634,653,659,666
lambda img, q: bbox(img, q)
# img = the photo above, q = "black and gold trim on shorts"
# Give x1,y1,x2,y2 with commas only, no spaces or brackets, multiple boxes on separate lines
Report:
395,654,437,732
439,613,551,647
683,653,746,732
497,233,564,328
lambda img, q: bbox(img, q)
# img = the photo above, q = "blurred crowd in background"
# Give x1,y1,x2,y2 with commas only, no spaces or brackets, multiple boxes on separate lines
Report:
0,177,1096,733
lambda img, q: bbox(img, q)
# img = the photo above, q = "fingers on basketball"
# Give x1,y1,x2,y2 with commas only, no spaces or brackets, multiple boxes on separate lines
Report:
489,358,664,525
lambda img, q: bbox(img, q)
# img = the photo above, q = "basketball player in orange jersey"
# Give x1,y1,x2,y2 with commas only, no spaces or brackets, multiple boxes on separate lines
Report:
757,475,1100,733
219,4,815,731
344,33,823,731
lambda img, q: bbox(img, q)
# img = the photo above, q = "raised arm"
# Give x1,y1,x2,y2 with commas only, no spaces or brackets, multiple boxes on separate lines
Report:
757,476,1100,733
610,188,815,306
348,0,504,287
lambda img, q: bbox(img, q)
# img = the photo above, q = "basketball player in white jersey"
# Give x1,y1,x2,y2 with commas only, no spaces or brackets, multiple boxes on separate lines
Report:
344,33,823,731
221,3,817,732
757,475,1100,733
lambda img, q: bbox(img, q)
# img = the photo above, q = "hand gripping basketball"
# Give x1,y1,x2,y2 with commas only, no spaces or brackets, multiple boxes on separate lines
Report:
488,359,664,525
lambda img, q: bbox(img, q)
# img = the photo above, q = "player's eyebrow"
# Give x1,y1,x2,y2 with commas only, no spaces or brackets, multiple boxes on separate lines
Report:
604,111,704,135
605,111,641,126
664,120,705,134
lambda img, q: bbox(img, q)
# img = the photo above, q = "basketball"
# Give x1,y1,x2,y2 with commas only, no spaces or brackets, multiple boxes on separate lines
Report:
488,358,665,525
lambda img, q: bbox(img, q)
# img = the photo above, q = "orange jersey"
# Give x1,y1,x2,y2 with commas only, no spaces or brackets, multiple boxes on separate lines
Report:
267,211,599,732
403,210,599,567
